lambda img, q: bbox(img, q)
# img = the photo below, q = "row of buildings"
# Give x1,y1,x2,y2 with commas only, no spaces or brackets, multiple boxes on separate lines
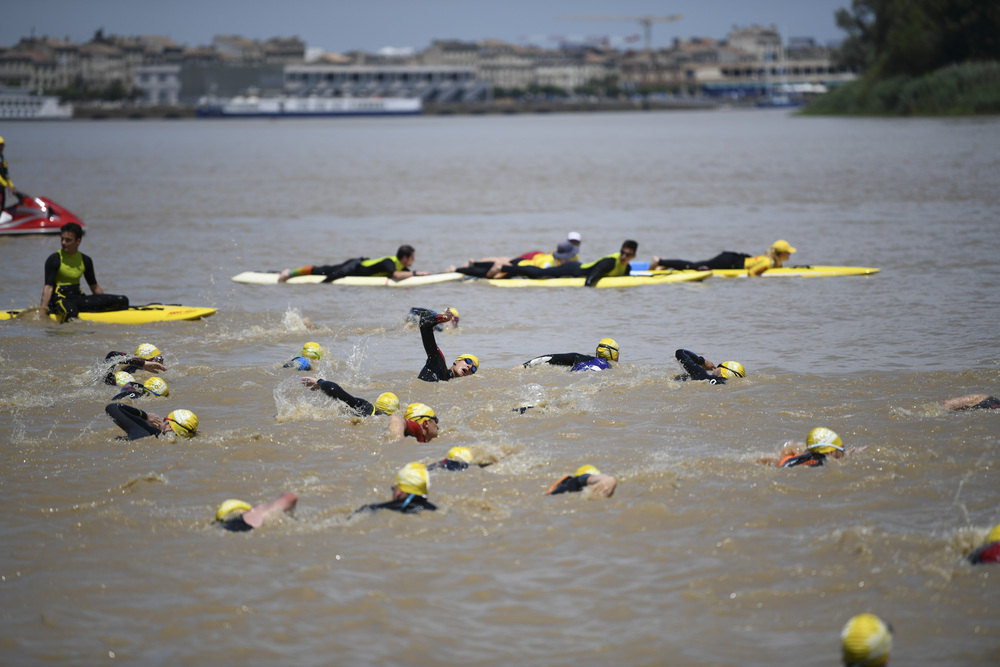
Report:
0,26,854,106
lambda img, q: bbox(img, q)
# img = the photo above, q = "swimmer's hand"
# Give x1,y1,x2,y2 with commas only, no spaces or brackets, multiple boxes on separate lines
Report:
302,376,320,391
143,361,167,373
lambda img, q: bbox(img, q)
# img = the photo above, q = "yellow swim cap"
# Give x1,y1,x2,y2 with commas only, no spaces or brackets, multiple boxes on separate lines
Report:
395,462,429,497
301,342,323,360
807,427,844,454
216,499,252,522
771,239,796,254
575,464,600,477
447,446,473,464
596,338,619,362
143,376,169,396
446,307,459,320
134,343,161,359
455,354,478,373
374,391,399,415
718,361,745,378
114,371,136,386
166,409,199,437
841,613,892,667
404,402,436,423
987,523,1000,544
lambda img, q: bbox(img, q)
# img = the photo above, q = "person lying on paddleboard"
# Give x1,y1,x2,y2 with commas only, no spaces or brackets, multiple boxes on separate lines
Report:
515,338,619,372
277,244,429,283
757,427,865,468
41,222,129,321
941,394,1000,411
416,308,478,382
501,239,637,287
674,349,745,385
0,136,22,216
650,239,796,276
284,341,323,371
110,373,169,401
301,376,399,417
215,492,298,533
387,403,440,442
102,343,168,385
105,404,198,441
967,524,1000,565
352,462,437,515
452,240,579,279
545,464,618,498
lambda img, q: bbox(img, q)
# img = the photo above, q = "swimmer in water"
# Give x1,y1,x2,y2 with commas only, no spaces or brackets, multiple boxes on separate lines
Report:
674,349,745,385
105,404,198,440
841,613,893,666
941,394,1000,411
353,462,437,515
516,338,619,372
301,376,398,417
758,427,865,468
284,341,323,371
967,524,1000,565
415,308,478,382
110,373,169,401
387,403,440,442
545,464,618,498
102,343,167,385
215,492,298,532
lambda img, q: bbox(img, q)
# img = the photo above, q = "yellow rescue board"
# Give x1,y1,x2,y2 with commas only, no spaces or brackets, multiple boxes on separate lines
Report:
0,305,217,324
635,266,881,278
482,271,711,288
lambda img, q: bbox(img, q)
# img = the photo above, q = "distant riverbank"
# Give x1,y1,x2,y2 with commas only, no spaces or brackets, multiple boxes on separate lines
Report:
71,97,719,120
802,61,1000,116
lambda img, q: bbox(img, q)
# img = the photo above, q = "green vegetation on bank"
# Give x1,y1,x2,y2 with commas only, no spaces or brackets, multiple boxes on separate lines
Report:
803,61,1000,115
807,0,1000,115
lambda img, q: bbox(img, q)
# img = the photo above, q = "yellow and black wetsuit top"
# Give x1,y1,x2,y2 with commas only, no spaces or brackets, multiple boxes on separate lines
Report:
44,250,97,290
580,253,629,286
359,255,405,276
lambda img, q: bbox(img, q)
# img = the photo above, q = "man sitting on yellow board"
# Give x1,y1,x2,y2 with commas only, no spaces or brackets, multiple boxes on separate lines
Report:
650,239,796,276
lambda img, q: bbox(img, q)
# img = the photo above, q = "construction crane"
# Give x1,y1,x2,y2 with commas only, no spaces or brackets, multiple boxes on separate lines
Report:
560,14,683,53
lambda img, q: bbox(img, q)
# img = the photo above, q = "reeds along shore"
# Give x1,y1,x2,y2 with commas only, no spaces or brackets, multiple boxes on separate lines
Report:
802,61,1000,116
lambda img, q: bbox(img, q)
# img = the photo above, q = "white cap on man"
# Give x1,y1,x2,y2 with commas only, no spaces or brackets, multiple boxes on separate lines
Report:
567,231,582,244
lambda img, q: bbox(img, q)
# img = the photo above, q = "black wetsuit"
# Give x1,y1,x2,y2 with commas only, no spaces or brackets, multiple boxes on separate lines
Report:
521,352,610,372
779,452,827,468
354,494,437,514
674,349,727,385
219,516,254,532
418,312,452,382
105,403,160,440
504,255,626,287
972,396,1000,410
654,251,751,271
547,473,592,495
313,256,399,282
103,351,160,386
111,382,150,401
426,458,470,471
315,379,388,416
44,251,129,320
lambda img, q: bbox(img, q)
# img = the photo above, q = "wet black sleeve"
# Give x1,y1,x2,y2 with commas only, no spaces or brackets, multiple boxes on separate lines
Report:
584,257,617,287
675,349,725,384
105,403,159,440
547,474,590,495
316,379,374,415
44,253,60,287
81,253,99,287
418,313,450,382
523,353,591,368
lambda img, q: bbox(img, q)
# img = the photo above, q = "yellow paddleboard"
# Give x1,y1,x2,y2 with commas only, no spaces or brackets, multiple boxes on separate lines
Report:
634,266,880,278
0,305,217,324
482,271,711,288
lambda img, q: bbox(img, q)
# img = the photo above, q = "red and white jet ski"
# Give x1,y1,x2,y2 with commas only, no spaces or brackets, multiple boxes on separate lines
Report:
0,194,84,235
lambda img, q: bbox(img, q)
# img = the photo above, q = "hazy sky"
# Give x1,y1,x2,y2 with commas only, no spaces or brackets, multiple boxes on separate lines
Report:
4,0,850,53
